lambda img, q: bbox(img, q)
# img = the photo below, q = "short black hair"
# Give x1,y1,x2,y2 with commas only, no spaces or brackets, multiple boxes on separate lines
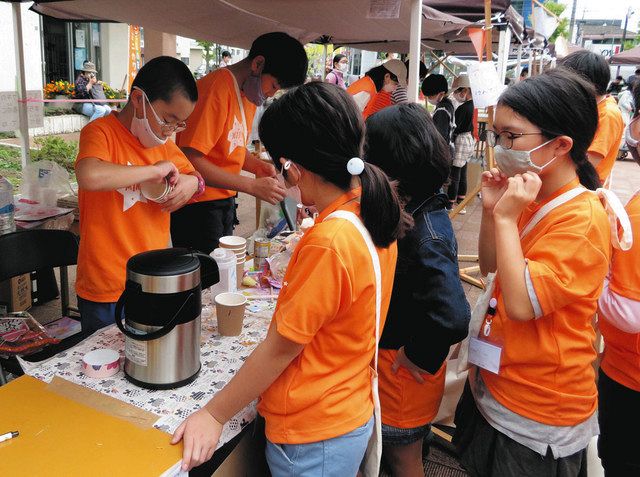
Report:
222,50,231,58
365,103,450,198
615,75,623,81
404,60,428,80
559,50,610,96
520,68,528,76
249,32,308,88
131,56,197,103
636,68,640,74
421,74,448,96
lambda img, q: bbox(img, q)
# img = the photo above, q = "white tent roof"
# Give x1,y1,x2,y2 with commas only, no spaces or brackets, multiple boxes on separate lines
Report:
29,0,468,52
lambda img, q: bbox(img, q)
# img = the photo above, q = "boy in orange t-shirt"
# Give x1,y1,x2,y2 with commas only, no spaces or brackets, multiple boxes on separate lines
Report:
560,50,624,185
75,57,203,332
171,32,308,254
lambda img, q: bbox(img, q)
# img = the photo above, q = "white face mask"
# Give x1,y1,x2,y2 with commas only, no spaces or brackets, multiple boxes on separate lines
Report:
338,63,349,73
382,81,398,93
495,139,557,177
130,87,168,148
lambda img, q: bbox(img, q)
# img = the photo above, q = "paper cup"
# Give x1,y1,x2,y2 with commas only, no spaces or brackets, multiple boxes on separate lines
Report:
140,179,171,203
219,236,247,249
82,349,120,378
215,292,247,336
236,261,245,288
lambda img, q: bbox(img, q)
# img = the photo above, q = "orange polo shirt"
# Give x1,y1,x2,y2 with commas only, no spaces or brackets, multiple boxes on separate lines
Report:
590,95,624,184
75,113,194,302
599,192,640,392
480,178,611,426
258,189,398,444
176,68,256,202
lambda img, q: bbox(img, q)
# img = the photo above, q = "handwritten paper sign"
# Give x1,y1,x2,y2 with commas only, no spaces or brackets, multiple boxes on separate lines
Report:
467,62,507,109
367,0,401,19
0,91,44,132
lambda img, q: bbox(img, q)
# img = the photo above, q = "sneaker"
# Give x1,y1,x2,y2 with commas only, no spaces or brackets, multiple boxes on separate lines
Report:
458,207,467,215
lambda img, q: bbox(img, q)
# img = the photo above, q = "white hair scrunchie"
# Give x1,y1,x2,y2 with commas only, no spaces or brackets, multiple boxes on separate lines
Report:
347,157,365,176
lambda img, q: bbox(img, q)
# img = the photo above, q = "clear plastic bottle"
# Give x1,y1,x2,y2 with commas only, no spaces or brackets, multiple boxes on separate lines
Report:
0,175,16,235
209,248,237,297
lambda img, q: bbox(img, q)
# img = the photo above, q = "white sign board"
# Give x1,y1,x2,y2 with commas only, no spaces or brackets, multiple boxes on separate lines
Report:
0,90,44,132
468,62,507,109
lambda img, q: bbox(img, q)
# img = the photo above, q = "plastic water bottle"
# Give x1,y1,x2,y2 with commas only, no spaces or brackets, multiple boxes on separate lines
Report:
0,175,15,235
209,248,237,297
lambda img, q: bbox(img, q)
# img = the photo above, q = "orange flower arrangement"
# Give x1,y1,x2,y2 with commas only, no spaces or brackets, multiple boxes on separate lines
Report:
43,80,75,99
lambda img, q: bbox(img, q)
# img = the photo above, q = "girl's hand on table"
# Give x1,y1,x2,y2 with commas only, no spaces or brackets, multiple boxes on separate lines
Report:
171,409,223,471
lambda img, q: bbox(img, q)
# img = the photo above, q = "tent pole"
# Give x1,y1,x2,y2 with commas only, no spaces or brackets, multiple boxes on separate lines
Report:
515,43,523,80
483,0,495,170
12,2,31,167
407,0,422,102
322,43,328,80
528,50,534,77
496,26,511,84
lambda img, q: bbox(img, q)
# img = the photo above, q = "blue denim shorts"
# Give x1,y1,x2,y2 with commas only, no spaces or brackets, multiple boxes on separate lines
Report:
78,297,118,333
266,415,374,476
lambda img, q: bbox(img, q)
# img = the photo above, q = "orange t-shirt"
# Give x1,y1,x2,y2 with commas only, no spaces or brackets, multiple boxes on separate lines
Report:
590,95,624,184
176,68,256,202
258,189,398,444
599,192,640,392
75,113,194,302
480,178,611,426
347,76,377,115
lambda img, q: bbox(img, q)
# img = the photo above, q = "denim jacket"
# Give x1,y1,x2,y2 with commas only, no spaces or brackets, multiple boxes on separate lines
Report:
379,192,471,373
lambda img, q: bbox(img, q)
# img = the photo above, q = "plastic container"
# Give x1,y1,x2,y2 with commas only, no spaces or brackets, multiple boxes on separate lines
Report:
0,175,16,236
210,248,237,296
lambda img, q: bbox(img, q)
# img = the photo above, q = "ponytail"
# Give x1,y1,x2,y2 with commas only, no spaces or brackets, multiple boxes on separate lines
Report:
259,82,409,247
574,155,600,190
360,163,412,247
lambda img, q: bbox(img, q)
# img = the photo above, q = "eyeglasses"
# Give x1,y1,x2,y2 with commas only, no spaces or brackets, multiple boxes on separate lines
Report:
134,86,187,134
484,129,547,150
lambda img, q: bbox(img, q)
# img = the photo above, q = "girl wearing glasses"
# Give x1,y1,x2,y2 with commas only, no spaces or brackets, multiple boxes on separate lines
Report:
74,56,205,333
453,68,621,476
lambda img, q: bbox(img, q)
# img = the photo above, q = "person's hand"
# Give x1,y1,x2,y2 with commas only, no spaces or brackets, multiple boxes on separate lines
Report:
171,409,223,472
255,160,277,178
391,347,428,384
152,160,180,186
481,168,509,213
250,177,286,205
493,172,542,222
89,76,97,85
161,174,198,213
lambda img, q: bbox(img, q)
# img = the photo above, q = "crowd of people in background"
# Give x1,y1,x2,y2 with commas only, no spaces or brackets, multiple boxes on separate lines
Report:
72,29,640,475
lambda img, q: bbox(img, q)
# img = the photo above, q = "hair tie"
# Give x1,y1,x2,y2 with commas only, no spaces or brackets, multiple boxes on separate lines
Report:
347,157,365,176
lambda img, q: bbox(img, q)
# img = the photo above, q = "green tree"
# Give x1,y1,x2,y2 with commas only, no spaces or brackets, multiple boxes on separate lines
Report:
544,1,569,43
196,40,215,73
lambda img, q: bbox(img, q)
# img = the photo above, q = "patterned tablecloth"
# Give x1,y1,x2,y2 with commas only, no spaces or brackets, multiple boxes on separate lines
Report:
20,289,276,450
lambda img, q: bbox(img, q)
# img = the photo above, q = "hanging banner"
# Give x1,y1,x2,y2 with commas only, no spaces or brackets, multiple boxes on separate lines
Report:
532,5,559,40
468,27,485,62
468,62,506,109
128,25,142,90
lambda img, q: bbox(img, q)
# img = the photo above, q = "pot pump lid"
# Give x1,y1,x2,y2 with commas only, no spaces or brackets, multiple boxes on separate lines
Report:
127,248,201,277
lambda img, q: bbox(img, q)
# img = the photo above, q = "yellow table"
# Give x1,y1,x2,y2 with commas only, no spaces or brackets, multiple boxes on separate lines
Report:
0,376,182,476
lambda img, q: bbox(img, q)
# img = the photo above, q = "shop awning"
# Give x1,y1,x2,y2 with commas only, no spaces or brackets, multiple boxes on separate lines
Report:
610,45,640,66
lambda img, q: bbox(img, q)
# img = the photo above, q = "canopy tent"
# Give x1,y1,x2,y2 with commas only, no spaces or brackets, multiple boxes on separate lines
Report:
610,45,640,66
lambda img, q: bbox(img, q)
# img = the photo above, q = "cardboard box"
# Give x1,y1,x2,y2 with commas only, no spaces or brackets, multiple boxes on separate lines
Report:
0,273,32,313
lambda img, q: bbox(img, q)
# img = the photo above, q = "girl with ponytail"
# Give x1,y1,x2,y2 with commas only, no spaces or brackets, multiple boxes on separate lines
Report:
172,81,407,474
454,67,628,476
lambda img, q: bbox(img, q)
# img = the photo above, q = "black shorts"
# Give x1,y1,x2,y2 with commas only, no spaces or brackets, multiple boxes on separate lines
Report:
453,381,588,477
598,368,640,476
170,198,235,254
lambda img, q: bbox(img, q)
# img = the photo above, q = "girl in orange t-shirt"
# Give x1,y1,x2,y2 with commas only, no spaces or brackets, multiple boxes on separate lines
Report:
596,85,640,476
171,82,410,474
453,68,613,476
